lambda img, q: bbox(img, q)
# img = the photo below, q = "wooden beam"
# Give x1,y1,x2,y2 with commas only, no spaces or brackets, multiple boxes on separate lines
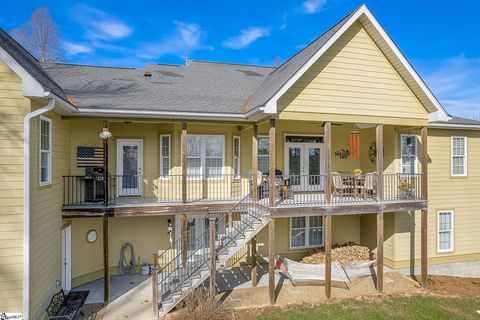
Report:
421,209,428,288
251,236,257,287
103,216,109,304
181,213,187,266
420,126,428,289
376,212,384,294
269,119,276,207
252,124,258,202
324,122,332,204
209,218,216,297
325,215,332,299
268,218,275,305
376,124,384,201
152,250,159,319
181,122,187,204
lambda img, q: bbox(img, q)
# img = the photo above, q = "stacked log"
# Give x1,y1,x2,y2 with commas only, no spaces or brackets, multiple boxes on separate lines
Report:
301,241,375,264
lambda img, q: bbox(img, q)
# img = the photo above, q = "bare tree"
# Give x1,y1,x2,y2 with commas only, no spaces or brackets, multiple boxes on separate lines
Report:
11,7,63,62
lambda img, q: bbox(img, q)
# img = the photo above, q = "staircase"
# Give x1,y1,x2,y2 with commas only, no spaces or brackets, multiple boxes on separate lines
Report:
154,194,270,318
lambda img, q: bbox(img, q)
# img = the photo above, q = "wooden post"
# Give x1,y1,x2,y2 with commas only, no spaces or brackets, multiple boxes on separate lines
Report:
376,212,384,294
421,126,428,288
376,124,384,201
152,250,159,319
103,216,109,304
269,119,276,207
376,124,384,294
209,218,216,297
181,122,187,204
102,120,109,207
325,215,332,300
252,125,258,202
268,218,275,305
268,118,276,305
251,236,257,287
181,213,187,266
324,122,332,204
324,121,332,300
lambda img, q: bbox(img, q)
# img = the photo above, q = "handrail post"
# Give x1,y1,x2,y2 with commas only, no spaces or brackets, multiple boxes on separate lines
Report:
420,126,428,288
152,250,159,319
209,217,216,297
252,124,258,202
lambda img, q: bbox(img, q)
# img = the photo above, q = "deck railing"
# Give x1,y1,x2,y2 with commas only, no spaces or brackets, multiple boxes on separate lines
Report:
62,174,250,207
62,172,423,208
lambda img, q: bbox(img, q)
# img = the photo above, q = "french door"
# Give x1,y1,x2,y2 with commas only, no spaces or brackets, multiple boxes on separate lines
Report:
285,142,324,191
116,139,143,196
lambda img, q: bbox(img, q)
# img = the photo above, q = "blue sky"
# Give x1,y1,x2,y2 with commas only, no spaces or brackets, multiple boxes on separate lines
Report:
1,0,480,117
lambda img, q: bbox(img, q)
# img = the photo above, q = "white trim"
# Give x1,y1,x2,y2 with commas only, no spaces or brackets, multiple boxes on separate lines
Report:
451,136,467,177
0,46,45,97
160,134,171,178
39,116,52,186
400,134,418,174
233,136,241,179
23,98,55,320
437,210,454,253
182,134,226,177
289,216,324,250
262,5,450,121
429,123,480,130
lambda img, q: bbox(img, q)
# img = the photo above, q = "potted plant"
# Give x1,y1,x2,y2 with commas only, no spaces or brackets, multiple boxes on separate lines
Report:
398,179,415,198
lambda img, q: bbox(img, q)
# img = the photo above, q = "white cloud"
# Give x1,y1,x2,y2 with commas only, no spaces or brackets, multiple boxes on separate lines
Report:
302,0,327,14
421,55,480,118
223,27,271,49
63,42,92,56
139,21,211,59
74,5,133,40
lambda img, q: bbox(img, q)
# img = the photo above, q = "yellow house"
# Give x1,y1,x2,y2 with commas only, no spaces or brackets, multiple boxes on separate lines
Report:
0,4,479,319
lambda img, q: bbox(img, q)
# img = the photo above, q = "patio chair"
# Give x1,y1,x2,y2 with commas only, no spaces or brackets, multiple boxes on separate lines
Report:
359,173,376,199
332,172,351,198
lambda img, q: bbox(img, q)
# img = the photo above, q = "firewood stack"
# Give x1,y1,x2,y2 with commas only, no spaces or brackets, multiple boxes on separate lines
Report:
301,241,375,264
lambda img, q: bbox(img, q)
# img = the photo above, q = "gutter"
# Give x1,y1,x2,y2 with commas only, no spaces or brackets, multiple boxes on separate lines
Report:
23,96,55,320
429,123,480,130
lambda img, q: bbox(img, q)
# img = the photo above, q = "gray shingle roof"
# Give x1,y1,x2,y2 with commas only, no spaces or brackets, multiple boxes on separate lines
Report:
41,60,274,114
0,28,66,99
248,8,356,110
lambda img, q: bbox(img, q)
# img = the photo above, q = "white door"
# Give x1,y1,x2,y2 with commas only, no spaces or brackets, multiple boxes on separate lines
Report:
61,225,72,293
117,139,143,196
285,142,324,191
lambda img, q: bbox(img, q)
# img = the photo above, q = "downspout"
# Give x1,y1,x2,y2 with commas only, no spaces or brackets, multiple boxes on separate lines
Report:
23,96,55,319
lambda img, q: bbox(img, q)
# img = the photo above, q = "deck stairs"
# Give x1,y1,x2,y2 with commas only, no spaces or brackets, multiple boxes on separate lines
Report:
155,194,270,318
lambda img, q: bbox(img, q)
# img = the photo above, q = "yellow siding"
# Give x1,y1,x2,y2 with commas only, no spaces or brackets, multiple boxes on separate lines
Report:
394,129,480,266
0,60,28,313
29,107,71,320
278,21,429,125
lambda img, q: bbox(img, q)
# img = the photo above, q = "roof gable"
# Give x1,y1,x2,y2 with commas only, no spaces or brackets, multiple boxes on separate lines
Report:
251,4,450,122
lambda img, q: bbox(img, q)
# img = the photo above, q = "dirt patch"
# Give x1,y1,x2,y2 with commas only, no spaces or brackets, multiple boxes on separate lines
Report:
422,275,480,298
301,242,375,264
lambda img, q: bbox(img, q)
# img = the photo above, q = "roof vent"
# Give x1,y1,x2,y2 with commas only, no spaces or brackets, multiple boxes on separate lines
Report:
144,64,153,77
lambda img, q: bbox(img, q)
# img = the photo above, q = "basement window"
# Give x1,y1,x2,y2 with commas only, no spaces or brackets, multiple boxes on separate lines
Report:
290,216,323,249
39,116,52,185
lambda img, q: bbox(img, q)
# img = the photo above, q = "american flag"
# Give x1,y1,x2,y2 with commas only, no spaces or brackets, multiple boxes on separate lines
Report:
77,146,104,167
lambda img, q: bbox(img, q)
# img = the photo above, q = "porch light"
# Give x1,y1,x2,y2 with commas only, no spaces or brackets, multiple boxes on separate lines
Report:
100,129,112,140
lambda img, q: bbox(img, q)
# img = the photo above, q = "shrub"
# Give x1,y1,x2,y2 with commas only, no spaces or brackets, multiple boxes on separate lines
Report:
182,287,227,320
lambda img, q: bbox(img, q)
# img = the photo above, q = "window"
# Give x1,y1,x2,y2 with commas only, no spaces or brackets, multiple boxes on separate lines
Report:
160,135,170,178
438,211,454,252
451,136,467,176
186,135,224,177
400,135,417,174
233,136,240,178
39,116,52,185
258,136,269,175
290,216,323,249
